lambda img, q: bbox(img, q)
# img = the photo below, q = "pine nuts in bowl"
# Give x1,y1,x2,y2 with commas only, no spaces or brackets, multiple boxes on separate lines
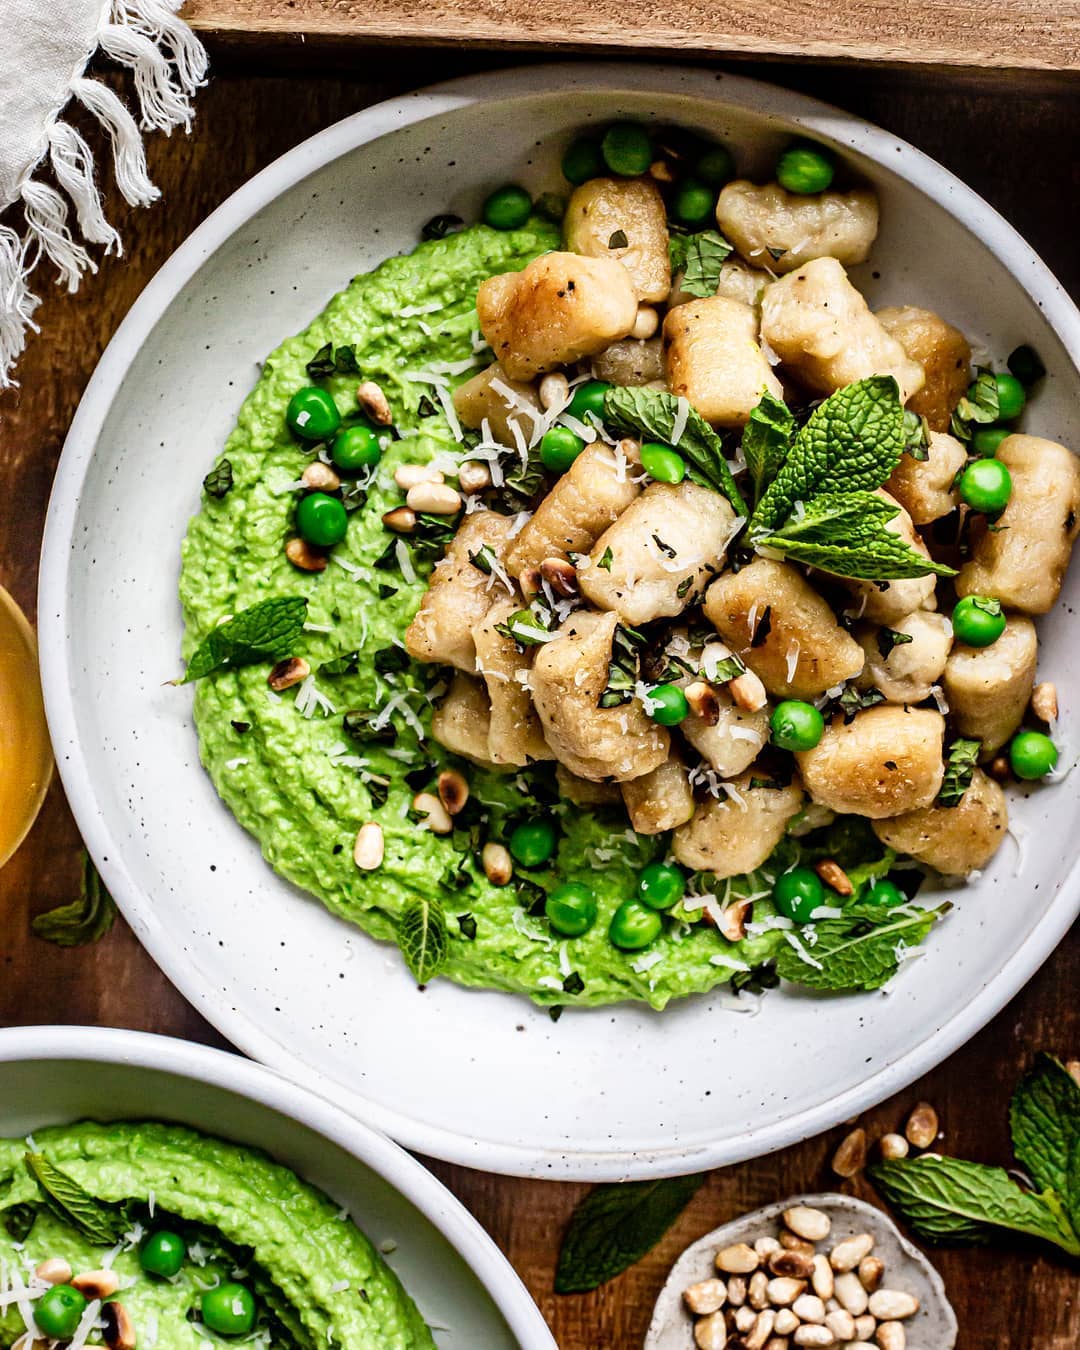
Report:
646,1193,956,1350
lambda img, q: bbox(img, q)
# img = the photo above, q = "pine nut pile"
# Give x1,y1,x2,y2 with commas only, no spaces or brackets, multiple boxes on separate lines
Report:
683,1205,921,1349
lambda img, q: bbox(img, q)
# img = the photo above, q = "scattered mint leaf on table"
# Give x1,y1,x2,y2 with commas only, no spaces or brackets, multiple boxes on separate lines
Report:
31,852,117,948
1010,1053,1080,1202
181,596,308,683
555,1173,707,1292
25,1153,127,1245
680,230,734,298
397,897,449,985
775,904,947,992
741,391,795,506
938,738,981,807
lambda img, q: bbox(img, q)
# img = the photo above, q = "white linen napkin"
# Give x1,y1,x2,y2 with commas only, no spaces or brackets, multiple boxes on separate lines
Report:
0,0,207,386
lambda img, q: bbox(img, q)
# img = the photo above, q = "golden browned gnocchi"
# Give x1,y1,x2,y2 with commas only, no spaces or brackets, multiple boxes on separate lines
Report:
564,177,671,304
877,305,972,432
472,599,554,766
452,361,541,448
621,756,695,834
715,180,879,274
856,611,953,706
941,614,1038,752
873,770,1008,876
663,295,783,427
885,430,967,525
672,773,805,877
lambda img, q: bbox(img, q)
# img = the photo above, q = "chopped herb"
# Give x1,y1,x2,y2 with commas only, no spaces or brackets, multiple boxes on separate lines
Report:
939,738,981,808
836,686,885,722
416,395,439,418
373,646,410,675
365,777,390,809
404,764,435,791
563,971,585,995
3,1205,37,1242
377,583,398,600
373,539,399,571
203,458,234,499
305,343,361,380
607,229,628,249
468,545,497,576
457,913,478,940
231,720,251,734
750,606,772,648
731,963,779,996
676,576,694,598
320,650,362,677
494,606,552,649
180,596,308,684
343,709,397,746
877,628,915,660
597,547,614,572
651,533,677,559
950,367,1000,444
548,1005,563,1023
710,655,747,683
1008,344,1046,387
490,445,546,513
421,213,464,241
903,409,930,461
749,774,789,791
672,230,734,298
599,624,646,708
412,512,459,563
766,245,787,261
340,480,369,513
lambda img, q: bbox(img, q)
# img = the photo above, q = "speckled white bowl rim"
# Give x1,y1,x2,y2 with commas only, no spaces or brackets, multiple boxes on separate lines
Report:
645,1192,957,1349
0,1025,554,1348
38,62,1080,1180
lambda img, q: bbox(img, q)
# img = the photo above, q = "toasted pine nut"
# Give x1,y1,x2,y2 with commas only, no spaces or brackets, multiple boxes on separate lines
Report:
539,372,570,411
829,1233,874,1272
792,1326,834,1347
649,158,676,183
744,1308,776,1350
816,858,854,898
769,1250,814,1280
763,1339,789,1350
858,1256,885,1292
833,1271,869,1316
766,1277,806,1306
268,657,310,692
353,823,384,871
717,1243,759,1274
458,460,492,494
102,1302,136,1350
868,1290,919,1321
285,537,328,572
779,1230,815,1255
413,792,453,835
683,1278,727,1315
302,461,342,491
437,769,469,816
382,506,417,533
904,1101,939,1149
726,1275,748,1306
482,842,512,887
988,754,1011,782
831,1126,867,1178
1031,680,1058,722
854,1314,877,1341
406,482,461,514
685,681,721,726
34,1259,72,1285
729,668,768,712
783,1206,831,1242
693,1312,728,1350
540,556,579,598
394,463,445,491
72,1270,120,1299
774,1307,799,1335
879,1132,909,1160
748,1269,769,1309
632,304,659,341
876,1324,906,1350
718,898,752,942
519,566,542,599
357,380,392,425
735,1306,757,1333
825,1308,855,1341
792,1293,826,1323
811,1253,834,1301
754,1236,782,1259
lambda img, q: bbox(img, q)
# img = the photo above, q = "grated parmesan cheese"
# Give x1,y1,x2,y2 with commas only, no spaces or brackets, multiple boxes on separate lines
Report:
394,538,417,584
782,930,823,970
709,953,751,972
671,396,690,447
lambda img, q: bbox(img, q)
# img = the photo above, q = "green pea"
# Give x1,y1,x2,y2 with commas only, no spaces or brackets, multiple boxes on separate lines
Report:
972,425,1010,458
952,595,1006,649
609,899,662,950
482,184,532,231
640,441,686,484
140,1229,187,1278
1007,344,1046,387
770,700,825,752
1010,730,1058,781
637,861,685,910
331,424,381,471
546,883,597,937
296,492,348,548
562,137,604,185
509,819,556,867
34,1286,88,1341
567,379,612,423
994,371,1027,421
695,143,735,187
286,386,341,442
601,122,652,177
201,1283,257,1337
540,426,585,473
776,143,835,195
671,177,715,227
646,683,689,726
865,878,906,908
773,866,825,923
958,458,1012,515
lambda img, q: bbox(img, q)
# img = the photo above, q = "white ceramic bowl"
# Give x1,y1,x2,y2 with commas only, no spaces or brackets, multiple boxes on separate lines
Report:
40,63,1080,1180
0,1025,553,1348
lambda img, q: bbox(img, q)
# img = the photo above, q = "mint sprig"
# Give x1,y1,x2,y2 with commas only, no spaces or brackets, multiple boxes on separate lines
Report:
678,230,734,298
25,1153,127,1246
775,902,948,992
1010,1052,1080,1209
182,596,308,683
397,896,449,985
741,391,794,506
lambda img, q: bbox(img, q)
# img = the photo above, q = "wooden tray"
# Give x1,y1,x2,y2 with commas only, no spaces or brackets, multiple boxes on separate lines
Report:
181,0,1079,71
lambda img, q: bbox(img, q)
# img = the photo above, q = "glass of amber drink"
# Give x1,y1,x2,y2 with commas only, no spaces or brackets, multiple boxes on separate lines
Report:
0,584,52,867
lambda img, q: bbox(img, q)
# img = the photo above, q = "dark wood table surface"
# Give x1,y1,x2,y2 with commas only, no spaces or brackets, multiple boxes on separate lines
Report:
1,49,1077,1348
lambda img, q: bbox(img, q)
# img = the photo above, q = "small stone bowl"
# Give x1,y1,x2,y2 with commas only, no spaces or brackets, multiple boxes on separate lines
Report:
645,1192,957,1349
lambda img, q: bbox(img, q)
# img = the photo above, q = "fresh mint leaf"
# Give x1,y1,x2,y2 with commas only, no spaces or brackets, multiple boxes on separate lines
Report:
760,491,956,581
1010,1054,1080,1202
457,913,478,940
319,650,362,677
31,853,117,948
3,1204,37,1242
742,392,794,506
604,386,747,516
555,1173,707,1292
950,367,999,444
877,628,914,660
834,686,885,722
25,1154,127,1246
938,738,981,808
468,545,497,576
668,233,689,275
680,230,734,299
869,1156,1080,1255
182,597,308,683
750,377,907,535
343,709,397,746
597,547,614,572
599,624,645,709
903,409,930,462
494,606,553,649
775,904,946,992
202,458,234,499
397,897,449,985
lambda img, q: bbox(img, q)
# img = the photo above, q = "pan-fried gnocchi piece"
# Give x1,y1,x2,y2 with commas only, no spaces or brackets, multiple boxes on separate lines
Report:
703,557,865,698
956,435,1080,614
430,672,501,769
795,705,945,818
505,441,641,577
590,336,664,386
472,600,554,766
841,491,938,625
530,609,670,782
877,306,971,433
680,693,770,779
579,482,737,624
556,763,622,806
564,177,670,303
874,769,1008,876
855,611,953,705
672,773,805,878
942,614,1037,752
452,361,540,449
663,295,783,427
715,180,879,274
885,431,967,525
405,511,517,672
621,757,695,834
760,257,924,403
476,251,637,380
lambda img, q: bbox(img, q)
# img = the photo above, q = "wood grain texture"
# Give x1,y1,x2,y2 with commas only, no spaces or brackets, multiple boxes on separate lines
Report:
179,0,1080,71
0,53,1077,1349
